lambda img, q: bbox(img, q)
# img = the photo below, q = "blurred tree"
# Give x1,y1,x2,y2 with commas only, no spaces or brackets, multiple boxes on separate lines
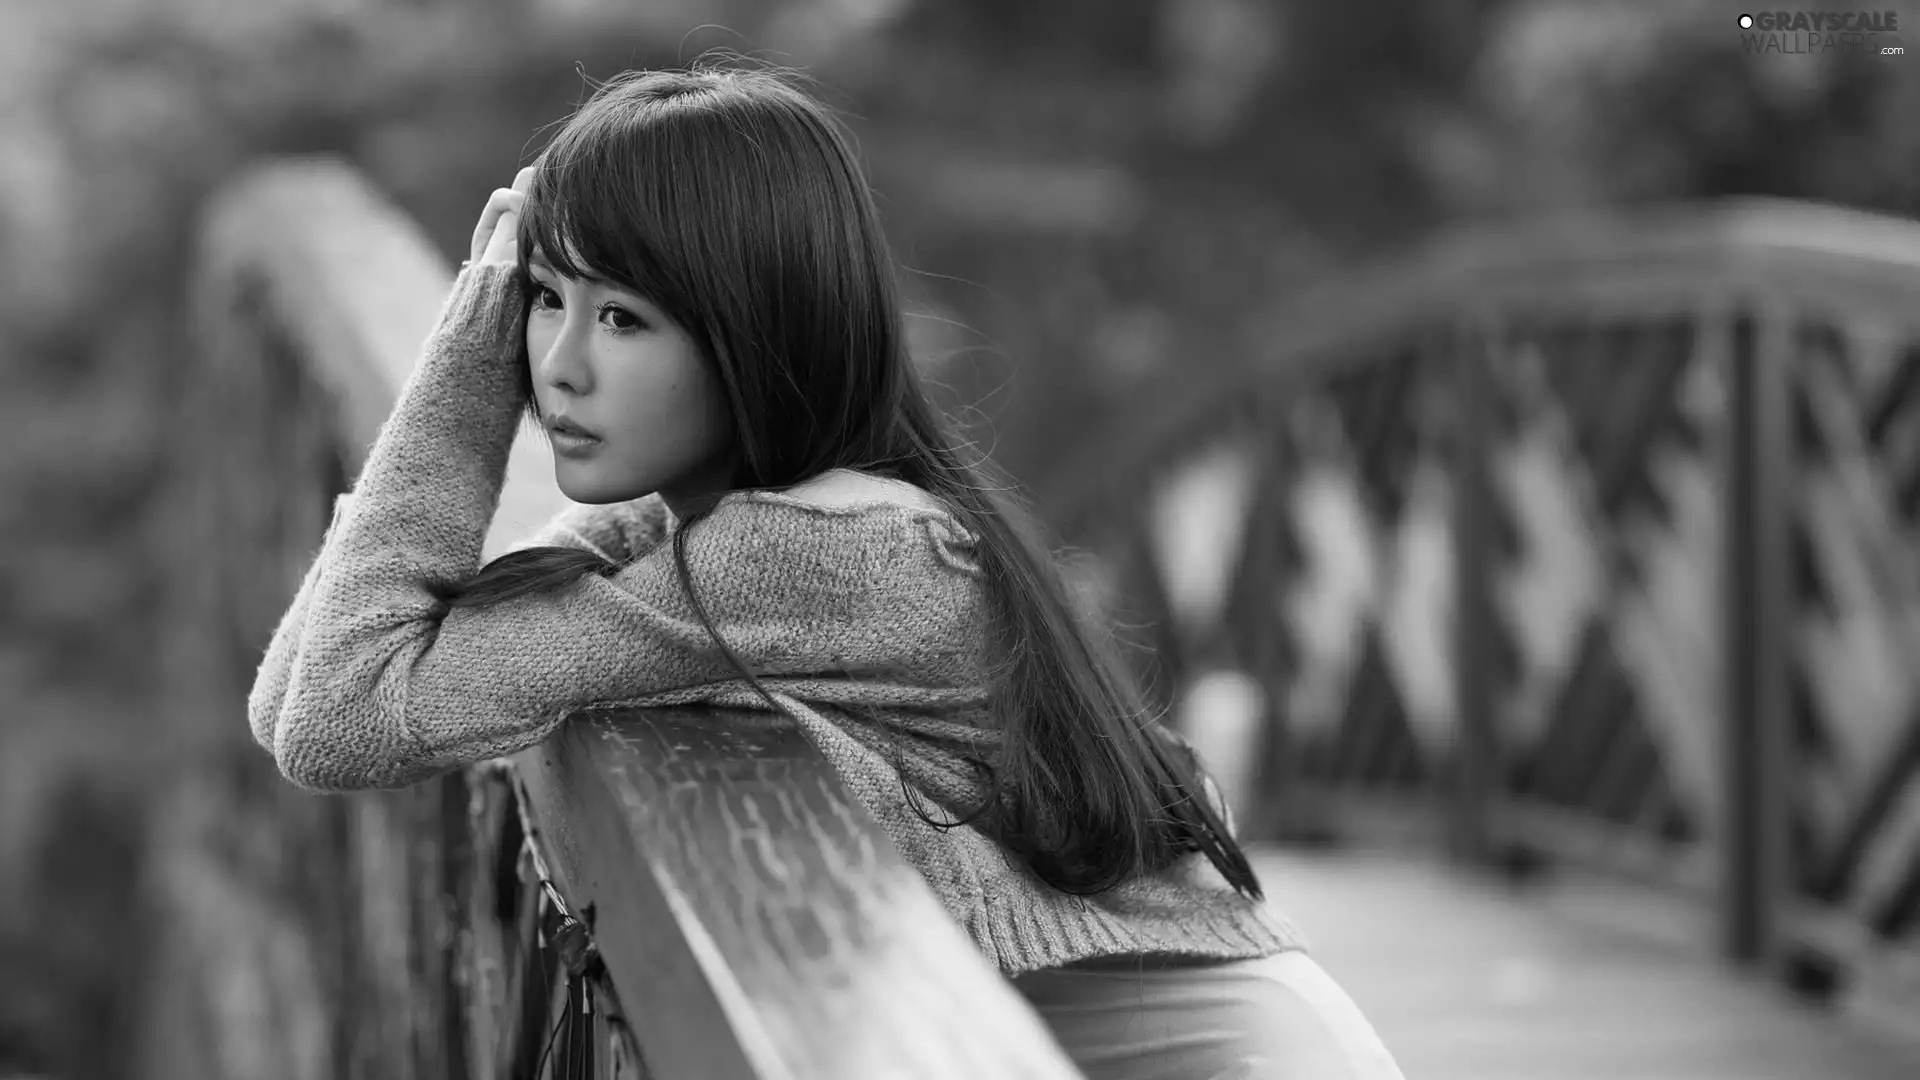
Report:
900,0,1164,69
1475,0,1920,215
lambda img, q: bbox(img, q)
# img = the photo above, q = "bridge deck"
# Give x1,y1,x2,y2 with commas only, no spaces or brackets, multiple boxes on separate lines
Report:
1252,848,1920,1080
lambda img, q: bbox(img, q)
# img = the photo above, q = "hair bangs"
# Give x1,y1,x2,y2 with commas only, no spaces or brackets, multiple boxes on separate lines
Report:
517,112,689,322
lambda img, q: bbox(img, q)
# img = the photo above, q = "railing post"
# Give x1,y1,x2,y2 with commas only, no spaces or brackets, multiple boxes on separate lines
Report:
1722,306,1793,965
1450,318,1499,868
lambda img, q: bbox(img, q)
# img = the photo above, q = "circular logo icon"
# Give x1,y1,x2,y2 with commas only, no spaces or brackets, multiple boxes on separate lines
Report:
1738,13,1754,28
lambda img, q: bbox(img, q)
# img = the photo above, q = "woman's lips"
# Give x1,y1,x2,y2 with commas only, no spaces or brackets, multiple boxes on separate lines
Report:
547,414,599,438
546,419,602,457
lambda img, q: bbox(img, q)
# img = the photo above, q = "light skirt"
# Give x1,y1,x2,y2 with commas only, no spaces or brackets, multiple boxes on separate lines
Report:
1010,952,1406,1080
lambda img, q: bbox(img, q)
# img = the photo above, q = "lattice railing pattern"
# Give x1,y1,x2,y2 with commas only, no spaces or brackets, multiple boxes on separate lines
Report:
1055,202,1920,1001
1790,317,1920,989
1278,344,1458,796
1483,315,1723,870
1068,335,1465,835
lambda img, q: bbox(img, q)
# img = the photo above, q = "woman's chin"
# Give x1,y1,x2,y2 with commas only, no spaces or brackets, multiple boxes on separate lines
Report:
552,462,600,503
553,463,650,506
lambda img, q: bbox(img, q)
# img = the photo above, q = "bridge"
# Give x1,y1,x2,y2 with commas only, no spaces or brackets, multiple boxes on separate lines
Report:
144,158,1920,1078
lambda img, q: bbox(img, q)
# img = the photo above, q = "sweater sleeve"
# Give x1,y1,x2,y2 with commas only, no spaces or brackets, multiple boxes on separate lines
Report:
271,496,955,792
254,261,977,792
247,491,668,755
245,260,526,775
247,493,353,754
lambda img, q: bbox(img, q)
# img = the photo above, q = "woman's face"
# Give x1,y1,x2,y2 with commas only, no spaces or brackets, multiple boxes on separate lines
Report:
525,251,735,508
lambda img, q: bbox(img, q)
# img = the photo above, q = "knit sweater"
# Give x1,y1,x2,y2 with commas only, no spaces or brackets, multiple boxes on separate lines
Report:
247,259,1305,977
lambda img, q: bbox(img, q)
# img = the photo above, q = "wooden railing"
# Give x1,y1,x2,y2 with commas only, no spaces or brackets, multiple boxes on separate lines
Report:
154,157,1081,1080
1053,198,1920,1008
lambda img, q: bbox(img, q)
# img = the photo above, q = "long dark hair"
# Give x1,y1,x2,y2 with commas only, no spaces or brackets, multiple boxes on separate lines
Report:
434,63,1261,901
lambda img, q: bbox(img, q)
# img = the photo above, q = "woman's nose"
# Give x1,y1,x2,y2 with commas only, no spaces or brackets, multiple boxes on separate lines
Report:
535,324,593,394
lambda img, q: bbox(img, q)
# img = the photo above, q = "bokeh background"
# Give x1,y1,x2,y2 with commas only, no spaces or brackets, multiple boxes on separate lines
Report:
3,1,1918,1077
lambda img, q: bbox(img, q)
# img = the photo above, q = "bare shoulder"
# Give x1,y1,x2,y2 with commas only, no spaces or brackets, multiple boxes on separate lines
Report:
783,468,947,514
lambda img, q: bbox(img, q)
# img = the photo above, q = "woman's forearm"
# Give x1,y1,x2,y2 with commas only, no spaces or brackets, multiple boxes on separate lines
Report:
248,261,526,787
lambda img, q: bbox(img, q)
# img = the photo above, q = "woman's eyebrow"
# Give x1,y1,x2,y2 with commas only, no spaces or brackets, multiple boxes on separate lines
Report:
527,253,612,287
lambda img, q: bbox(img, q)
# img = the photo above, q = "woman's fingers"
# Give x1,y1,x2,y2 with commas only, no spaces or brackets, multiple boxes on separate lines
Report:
477,200,522,266
468,187,518,264
468,167,537,266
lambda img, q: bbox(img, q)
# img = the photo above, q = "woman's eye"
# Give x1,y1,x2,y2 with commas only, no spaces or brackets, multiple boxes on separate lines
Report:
528,282,641,334
598,304,643,334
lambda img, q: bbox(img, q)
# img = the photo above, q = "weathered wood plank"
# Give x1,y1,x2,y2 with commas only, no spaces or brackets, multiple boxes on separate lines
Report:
512,707,1083,1080
1722,307,1794,963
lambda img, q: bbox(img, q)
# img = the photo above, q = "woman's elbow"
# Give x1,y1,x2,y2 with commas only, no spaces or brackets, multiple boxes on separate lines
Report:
247,696,279,756
271,705,417,793
274,725,372,792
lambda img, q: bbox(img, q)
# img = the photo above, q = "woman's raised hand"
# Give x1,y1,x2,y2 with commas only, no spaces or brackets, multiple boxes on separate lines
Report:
469,166,535,268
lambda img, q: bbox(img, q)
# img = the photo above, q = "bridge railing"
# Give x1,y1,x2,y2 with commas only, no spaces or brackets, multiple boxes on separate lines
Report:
155,156,1082,1080
1054,198,1920,1006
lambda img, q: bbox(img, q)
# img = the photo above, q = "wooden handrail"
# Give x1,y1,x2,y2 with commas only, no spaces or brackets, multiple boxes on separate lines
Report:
518,707,1080,1078
1056,196,1920,525
177,157,1081,1079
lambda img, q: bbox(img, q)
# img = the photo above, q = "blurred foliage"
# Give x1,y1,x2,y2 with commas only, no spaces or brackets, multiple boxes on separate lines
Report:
0,0,1915,1074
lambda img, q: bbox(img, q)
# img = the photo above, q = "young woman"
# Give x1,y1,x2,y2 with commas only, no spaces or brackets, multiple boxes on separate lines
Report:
248,65,1404,1080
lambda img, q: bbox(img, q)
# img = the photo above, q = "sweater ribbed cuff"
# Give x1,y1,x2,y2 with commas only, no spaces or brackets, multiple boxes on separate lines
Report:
973,886,1308,978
